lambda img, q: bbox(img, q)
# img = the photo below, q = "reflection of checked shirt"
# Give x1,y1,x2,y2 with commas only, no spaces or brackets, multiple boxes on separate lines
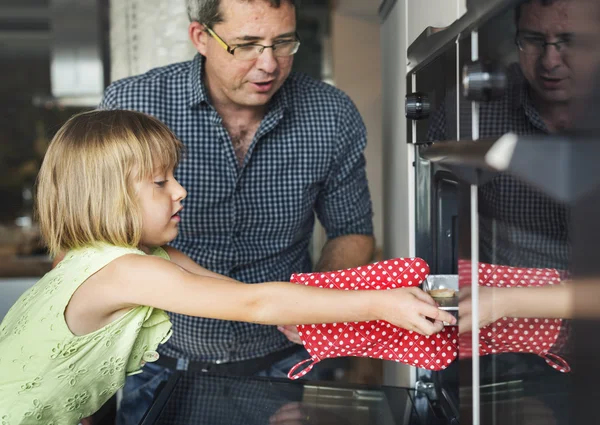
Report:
156,374,302,425
427,63,570,270
100,54,373,362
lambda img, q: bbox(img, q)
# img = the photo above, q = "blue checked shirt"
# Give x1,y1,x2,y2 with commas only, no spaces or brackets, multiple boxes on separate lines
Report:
101,54,373,362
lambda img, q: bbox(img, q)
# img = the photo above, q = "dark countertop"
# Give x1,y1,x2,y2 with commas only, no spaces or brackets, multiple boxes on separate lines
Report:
139,361,573,425
139,373,433,425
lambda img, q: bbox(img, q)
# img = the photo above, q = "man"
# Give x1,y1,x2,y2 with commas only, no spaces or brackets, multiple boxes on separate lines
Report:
100,0,375,423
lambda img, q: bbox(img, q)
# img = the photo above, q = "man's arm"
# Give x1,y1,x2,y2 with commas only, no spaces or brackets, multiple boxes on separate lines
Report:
279,97,375,344
314,95,375,270
313,95,375,271
314,234,375,272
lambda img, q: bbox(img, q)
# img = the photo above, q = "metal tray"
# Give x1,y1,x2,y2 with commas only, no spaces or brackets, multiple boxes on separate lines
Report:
423,275,459,324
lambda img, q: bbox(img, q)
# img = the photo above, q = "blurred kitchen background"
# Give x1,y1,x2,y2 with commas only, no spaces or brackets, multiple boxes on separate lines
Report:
0,0,387,384
1,0,102,279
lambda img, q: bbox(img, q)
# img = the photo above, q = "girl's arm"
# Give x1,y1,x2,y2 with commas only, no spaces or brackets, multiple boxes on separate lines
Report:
501,285,573,319
458,285,573,333
162,246,237,282
107,254,456,335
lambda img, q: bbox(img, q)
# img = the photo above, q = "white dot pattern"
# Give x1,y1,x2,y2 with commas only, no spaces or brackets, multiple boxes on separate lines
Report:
286,258,459,380
458,260,570,373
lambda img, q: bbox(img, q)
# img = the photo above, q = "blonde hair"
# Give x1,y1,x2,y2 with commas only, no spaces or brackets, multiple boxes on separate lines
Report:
36,110,184,256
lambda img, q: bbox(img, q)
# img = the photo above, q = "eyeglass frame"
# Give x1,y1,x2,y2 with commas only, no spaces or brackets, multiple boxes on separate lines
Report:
515,31,571,55
203,25,301,60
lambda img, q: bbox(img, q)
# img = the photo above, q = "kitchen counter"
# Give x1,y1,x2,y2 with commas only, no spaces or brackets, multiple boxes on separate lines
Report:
0,276,40,320
0,254,51,277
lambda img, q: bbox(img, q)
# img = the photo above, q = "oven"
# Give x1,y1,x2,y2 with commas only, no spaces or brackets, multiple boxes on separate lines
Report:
383,0,600,423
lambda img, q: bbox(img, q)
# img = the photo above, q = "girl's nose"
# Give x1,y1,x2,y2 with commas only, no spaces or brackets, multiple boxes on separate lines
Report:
173,180,187,201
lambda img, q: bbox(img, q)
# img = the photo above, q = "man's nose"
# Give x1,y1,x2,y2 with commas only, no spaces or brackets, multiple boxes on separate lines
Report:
256,48,278,74
540,44,564,71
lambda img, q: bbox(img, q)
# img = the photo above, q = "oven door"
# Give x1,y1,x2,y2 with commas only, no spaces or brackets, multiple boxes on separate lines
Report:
406,22,471,425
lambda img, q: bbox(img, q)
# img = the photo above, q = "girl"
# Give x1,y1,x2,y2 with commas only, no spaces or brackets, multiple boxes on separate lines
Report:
0,110,455,424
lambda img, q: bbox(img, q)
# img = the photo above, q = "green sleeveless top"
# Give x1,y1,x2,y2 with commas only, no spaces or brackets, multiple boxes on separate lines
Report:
0,244,173,424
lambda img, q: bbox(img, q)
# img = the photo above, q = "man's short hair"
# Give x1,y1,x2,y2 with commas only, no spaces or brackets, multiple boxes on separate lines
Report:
186,0,299,28
515,0,565,27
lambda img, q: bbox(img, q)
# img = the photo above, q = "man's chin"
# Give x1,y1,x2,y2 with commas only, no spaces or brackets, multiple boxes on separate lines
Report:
535,87,571,104
239,92,276,107
544,93,572,104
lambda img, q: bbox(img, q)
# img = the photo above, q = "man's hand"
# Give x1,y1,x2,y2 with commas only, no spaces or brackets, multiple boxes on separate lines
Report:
278,325,302,345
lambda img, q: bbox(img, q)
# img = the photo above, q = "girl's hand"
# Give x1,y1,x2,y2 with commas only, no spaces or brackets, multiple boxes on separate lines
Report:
377,287,457,335
458,286,508,334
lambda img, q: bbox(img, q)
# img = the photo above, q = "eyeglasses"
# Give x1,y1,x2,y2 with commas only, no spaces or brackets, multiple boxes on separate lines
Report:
204,26,301,61
515,32,572,56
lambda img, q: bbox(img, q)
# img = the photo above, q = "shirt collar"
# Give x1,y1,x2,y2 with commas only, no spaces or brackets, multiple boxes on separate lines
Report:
267,78,290,116
187,53,291,113
511,64,549,133
188,54,209,108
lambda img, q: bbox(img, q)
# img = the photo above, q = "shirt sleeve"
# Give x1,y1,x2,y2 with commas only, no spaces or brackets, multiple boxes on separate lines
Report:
315,96,374,240
98,84,122,110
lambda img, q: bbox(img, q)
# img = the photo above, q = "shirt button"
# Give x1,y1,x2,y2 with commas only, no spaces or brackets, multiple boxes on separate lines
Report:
143,351,160,362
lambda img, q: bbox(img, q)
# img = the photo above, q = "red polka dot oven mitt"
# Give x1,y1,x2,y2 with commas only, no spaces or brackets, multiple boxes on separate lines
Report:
459,260,570,373
286,258,458,380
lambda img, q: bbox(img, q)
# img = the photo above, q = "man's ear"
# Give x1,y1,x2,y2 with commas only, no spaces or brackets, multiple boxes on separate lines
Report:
189,21,208,56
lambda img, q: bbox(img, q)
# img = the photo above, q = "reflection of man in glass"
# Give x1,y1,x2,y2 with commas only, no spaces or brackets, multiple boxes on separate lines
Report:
432,3,592,423
429,0,579,402
430,1,600,422
515,0,574,132
430,0,575,139
429,0,574,271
